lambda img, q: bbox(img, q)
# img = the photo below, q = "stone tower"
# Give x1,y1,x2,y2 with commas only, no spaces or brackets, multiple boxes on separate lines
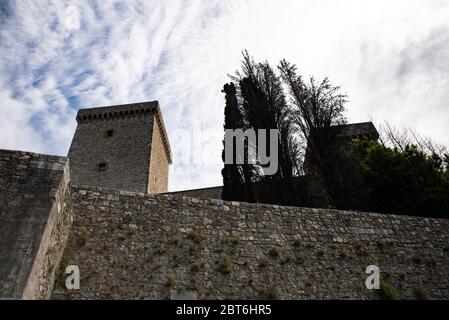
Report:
68,101,172,194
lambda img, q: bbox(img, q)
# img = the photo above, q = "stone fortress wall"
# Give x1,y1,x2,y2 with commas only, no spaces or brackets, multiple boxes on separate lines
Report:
0,150,72,299
1,149,448,300
52,185,449,300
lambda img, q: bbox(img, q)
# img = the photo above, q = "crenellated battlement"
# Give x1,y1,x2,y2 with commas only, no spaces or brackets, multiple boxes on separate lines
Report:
75,101,158,122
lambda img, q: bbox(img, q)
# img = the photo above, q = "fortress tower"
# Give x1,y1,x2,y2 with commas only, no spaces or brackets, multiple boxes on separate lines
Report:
68,101,172,194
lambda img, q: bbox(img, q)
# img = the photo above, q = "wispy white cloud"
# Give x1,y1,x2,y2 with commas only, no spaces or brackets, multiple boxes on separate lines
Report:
1,0,449,191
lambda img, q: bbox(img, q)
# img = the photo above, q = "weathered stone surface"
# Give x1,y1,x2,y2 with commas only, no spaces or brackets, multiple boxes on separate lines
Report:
0,150,72,299
52,185,449,300
170,289,197,300
168,186,223,200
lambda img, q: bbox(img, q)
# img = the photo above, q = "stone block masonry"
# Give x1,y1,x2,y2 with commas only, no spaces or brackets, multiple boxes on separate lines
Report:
0,150,73,299
52,185,449,300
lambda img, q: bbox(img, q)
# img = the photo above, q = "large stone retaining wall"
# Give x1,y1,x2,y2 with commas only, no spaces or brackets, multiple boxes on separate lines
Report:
52,185,449,300
0,150,72,299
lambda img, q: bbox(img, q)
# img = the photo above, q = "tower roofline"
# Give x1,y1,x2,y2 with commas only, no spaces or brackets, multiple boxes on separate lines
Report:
75,101,172,164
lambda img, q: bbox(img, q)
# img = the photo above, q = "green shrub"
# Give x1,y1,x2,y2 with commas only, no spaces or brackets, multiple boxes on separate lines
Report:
225,236,240,247
293,238,301,248
379,280,399,300
262,286,278,300
56,256,71,288
191,262,204,272
217,255,232,274
376,239,394,248
187,280,199,291
268,246,280,258
296,256,305,265
280,254,293,264
187,230,203,243
413,287,430,300
154,245,166,255
189,243,198,255
411,254,424,264
259,257,269,268
339,250,350,259
172,252,182,265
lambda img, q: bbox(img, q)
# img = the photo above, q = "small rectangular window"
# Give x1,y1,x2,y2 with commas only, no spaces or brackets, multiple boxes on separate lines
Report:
98,162,107,171
106,129,114,137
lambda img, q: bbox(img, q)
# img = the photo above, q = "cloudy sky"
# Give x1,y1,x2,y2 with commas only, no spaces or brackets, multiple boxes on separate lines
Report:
1,0,448,191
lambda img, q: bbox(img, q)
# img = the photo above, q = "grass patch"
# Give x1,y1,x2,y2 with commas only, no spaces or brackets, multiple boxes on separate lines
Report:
77,228,88,246
55,255,74,289
224,236,240,247
172,234,182,246
189,243,198,255
217,255,232,274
